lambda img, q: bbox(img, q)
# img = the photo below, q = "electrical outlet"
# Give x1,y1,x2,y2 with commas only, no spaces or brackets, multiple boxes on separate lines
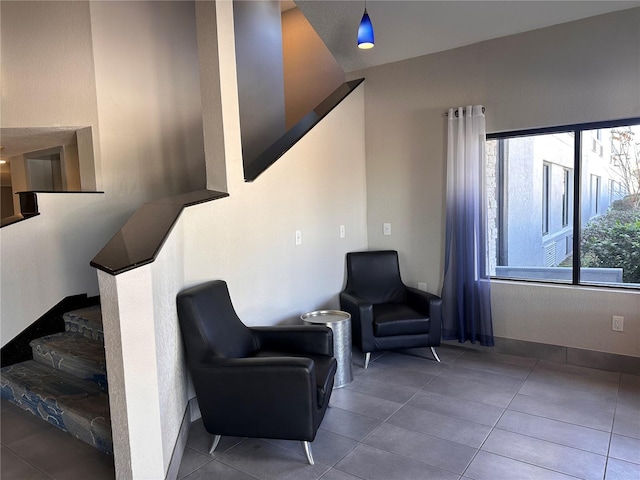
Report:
612,316,624,332
295,230,302,246
383,223,391,236
418,282,427,291
340,225,346,238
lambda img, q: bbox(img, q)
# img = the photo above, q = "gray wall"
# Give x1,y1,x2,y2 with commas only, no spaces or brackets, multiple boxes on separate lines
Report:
351,8,640,356
234,0,286,167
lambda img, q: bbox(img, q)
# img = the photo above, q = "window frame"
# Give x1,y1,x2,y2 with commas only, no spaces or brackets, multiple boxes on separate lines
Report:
542,163,551,235
486,116,640,290
562,168,571,228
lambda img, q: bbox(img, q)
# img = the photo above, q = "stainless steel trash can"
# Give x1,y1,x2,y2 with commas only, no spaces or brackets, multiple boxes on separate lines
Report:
301,310,353,388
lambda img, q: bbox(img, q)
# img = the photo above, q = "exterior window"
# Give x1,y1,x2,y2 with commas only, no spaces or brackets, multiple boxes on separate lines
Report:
609,179,620,205
590,175,601,217
486,118,640,288
542,163,550,235
562,168,571,227
592,130,604,157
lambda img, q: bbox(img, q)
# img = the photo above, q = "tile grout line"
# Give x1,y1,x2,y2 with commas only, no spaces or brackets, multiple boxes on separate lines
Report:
458,354,539,479
601,372,624,480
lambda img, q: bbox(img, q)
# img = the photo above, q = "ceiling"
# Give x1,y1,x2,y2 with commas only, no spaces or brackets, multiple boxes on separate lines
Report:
0,127,78,161
294,0,640,72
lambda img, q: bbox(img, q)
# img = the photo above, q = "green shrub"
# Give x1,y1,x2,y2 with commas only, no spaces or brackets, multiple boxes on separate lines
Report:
581,204,640,283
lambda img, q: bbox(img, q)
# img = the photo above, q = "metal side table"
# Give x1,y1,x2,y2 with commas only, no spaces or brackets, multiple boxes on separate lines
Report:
301,310,353,388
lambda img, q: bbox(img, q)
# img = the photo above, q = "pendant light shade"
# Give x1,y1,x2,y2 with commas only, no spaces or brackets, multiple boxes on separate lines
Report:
357,8,374,49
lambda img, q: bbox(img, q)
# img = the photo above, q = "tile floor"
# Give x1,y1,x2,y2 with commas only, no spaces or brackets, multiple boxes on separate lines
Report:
2,345,639,480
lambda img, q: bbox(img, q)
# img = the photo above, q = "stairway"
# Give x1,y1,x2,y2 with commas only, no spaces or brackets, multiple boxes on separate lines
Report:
0,306,112,455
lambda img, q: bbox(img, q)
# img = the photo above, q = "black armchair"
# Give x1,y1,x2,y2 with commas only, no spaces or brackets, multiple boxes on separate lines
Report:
176,280,337,465
339,250,442,368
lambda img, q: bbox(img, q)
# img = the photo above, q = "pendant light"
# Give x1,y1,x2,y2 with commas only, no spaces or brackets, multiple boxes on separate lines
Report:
357,1,374,49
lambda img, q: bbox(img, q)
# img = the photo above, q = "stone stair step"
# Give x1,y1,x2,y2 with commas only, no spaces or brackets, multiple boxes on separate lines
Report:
0,360,112,455
64,305,103,342
30,332,107,391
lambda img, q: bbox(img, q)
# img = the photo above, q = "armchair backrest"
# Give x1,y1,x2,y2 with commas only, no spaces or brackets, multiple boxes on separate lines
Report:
177,280,257,363
344,250,406,304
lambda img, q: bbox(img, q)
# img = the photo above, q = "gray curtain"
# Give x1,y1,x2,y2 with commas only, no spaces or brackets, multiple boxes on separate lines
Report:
441,106,494,346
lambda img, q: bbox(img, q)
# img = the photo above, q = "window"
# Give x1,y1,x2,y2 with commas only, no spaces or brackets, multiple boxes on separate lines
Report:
562,168,571,227
542,163,550,235
486,118,640,288
590,174,601,218
591,130,604,157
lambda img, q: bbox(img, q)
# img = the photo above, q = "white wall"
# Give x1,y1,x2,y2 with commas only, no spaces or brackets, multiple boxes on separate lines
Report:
183,85,368,324
352,8,640,356
97,218,187,480
1,193,109,343
186,0,367,321
89,0,206,201
0,1,206,346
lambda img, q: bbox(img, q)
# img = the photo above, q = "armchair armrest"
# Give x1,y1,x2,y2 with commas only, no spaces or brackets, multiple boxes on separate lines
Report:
405,287,440,314
405,287,442,343
190,356,319,440
339,292,375,352
252,325,333,357
339,292,373,315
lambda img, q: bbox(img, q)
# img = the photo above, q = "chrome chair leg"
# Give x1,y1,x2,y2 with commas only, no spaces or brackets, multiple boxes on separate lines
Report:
302,441,314,465
430,346,441,363
209,434,221,455
364,352,371,369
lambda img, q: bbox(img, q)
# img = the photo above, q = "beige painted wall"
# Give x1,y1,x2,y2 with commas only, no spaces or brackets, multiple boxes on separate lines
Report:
89,0,206,200
62,143,82,191
97,218,188,479
93,2,366,476
185,1,368,325
99,77,369,470
183,84,368,325
352,8,640,356
282,7,345,129
0,0,102,196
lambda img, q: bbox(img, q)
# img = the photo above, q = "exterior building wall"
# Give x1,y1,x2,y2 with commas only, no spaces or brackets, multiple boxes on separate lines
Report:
486,140,498,275
490,130,626,272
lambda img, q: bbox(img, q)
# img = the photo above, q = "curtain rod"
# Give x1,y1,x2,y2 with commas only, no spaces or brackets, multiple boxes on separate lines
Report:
443,106,486,117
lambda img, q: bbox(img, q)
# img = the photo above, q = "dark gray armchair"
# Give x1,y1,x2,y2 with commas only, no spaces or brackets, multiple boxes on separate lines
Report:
176,280,336,465
339,250,442,368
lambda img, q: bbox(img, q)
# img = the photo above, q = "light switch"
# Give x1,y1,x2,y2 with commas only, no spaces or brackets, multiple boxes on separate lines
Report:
383,223,391,236
295,230,302,245
340,225,346,238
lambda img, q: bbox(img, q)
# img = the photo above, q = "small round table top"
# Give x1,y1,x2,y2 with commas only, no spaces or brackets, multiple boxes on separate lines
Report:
300,310,351,324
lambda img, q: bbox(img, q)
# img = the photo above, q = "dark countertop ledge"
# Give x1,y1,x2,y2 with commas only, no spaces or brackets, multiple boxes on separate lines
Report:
90,189,228,276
